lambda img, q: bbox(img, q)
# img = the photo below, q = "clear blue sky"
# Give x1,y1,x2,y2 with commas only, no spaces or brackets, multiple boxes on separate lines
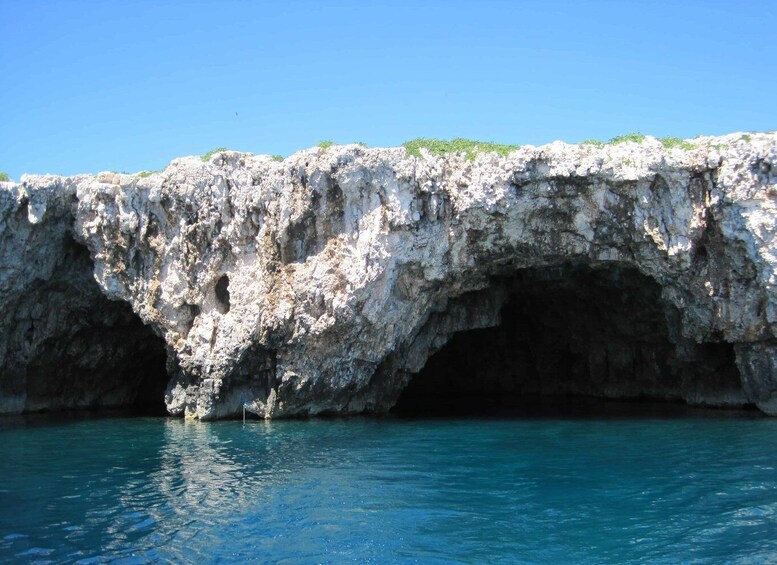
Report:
2,0,776,179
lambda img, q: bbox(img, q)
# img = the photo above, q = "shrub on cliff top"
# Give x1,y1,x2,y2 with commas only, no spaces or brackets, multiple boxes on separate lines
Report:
659,137,696,150
201,147,229,161
0,172,9,181
580,134,694,149
609,133,646,145
403,138,519,160
318,141,367,150
580,139,606,147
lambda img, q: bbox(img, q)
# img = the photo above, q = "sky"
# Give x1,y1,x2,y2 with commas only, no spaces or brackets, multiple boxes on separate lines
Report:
1,0,776,180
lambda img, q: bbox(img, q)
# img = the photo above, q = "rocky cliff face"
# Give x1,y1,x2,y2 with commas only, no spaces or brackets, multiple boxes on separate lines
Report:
2,133,777,419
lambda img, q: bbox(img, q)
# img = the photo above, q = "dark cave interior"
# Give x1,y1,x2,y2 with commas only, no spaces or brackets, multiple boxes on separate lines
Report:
392,263,748,417
16,238,170,415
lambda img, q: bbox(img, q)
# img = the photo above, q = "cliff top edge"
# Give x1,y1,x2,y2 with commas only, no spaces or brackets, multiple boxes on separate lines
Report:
2,131,776,184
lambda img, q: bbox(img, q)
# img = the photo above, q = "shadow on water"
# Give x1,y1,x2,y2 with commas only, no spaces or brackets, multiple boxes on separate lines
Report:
0,407,170,432
0,393,763,434
389,394,763,421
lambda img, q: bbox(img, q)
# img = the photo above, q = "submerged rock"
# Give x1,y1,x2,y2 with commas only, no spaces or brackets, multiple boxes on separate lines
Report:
2,133,777,419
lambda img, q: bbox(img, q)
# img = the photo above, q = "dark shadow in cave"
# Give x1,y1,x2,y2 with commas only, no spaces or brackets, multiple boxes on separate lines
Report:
392,262,751,418
124,331,169,416
18,237,170,416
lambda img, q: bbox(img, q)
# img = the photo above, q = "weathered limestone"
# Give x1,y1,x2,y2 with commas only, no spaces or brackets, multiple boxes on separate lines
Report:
2,132,777,419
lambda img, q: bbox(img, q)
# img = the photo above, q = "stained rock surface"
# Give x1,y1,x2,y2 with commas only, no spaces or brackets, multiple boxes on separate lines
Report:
2,133,777,419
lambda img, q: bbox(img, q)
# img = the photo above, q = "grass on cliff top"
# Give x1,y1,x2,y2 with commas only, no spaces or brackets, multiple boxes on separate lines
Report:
403,138,519,160
201,147,229,161
609,133,646,145
189,132,718,168
0,172,8,182
317,141,367,150
659,137,696,150
580,133,696,150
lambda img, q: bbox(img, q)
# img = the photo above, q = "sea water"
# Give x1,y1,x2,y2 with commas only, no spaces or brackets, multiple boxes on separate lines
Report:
2,409,777,563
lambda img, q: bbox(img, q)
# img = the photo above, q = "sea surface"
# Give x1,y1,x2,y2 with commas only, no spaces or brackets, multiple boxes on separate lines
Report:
2,406,777,563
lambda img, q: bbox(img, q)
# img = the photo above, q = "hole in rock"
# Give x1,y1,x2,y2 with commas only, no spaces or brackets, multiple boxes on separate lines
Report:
392,263,748,417
215,274,231,314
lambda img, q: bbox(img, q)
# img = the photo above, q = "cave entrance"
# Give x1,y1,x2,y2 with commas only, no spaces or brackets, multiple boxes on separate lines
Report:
16,238,171,416
122,323,170,416
392,263,747,417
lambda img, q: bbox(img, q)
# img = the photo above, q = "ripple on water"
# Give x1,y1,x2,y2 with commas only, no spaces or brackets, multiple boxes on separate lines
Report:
1,415,777,562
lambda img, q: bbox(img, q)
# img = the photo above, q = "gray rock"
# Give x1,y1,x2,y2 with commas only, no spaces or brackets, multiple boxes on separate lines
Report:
2,133,777,419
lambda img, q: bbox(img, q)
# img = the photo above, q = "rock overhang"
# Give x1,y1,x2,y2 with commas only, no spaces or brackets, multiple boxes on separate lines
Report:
2,132,777,418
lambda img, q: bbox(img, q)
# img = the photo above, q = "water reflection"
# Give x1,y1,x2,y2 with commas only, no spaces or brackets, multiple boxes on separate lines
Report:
2,415,777,562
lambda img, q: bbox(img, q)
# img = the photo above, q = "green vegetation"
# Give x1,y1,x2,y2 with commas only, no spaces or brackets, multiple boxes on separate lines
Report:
580,133,694,150
136,170,154,178
316,140,366,150
0,172,8,181
659,137,696,150
402,138,519,160
740,134,753,142
609,133,646,145
271,155,284,162
201,147,228,161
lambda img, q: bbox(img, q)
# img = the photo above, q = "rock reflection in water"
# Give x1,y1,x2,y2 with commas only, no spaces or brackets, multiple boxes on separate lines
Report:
3,413,777,562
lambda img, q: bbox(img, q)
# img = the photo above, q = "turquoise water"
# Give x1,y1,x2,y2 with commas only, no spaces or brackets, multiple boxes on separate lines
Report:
2,411,777,563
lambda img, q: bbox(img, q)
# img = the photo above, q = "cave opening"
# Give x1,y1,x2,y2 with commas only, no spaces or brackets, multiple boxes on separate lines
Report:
123,328,170,416
392,263,749,417
16,237,171,416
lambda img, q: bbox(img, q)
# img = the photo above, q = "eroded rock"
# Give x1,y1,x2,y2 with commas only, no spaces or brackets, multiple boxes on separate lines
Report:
3,132,777,418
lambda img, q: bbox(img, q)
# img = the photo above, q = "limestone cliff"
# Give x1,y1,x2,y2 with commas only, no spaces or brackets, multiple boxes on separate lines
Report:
2,133,777,419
